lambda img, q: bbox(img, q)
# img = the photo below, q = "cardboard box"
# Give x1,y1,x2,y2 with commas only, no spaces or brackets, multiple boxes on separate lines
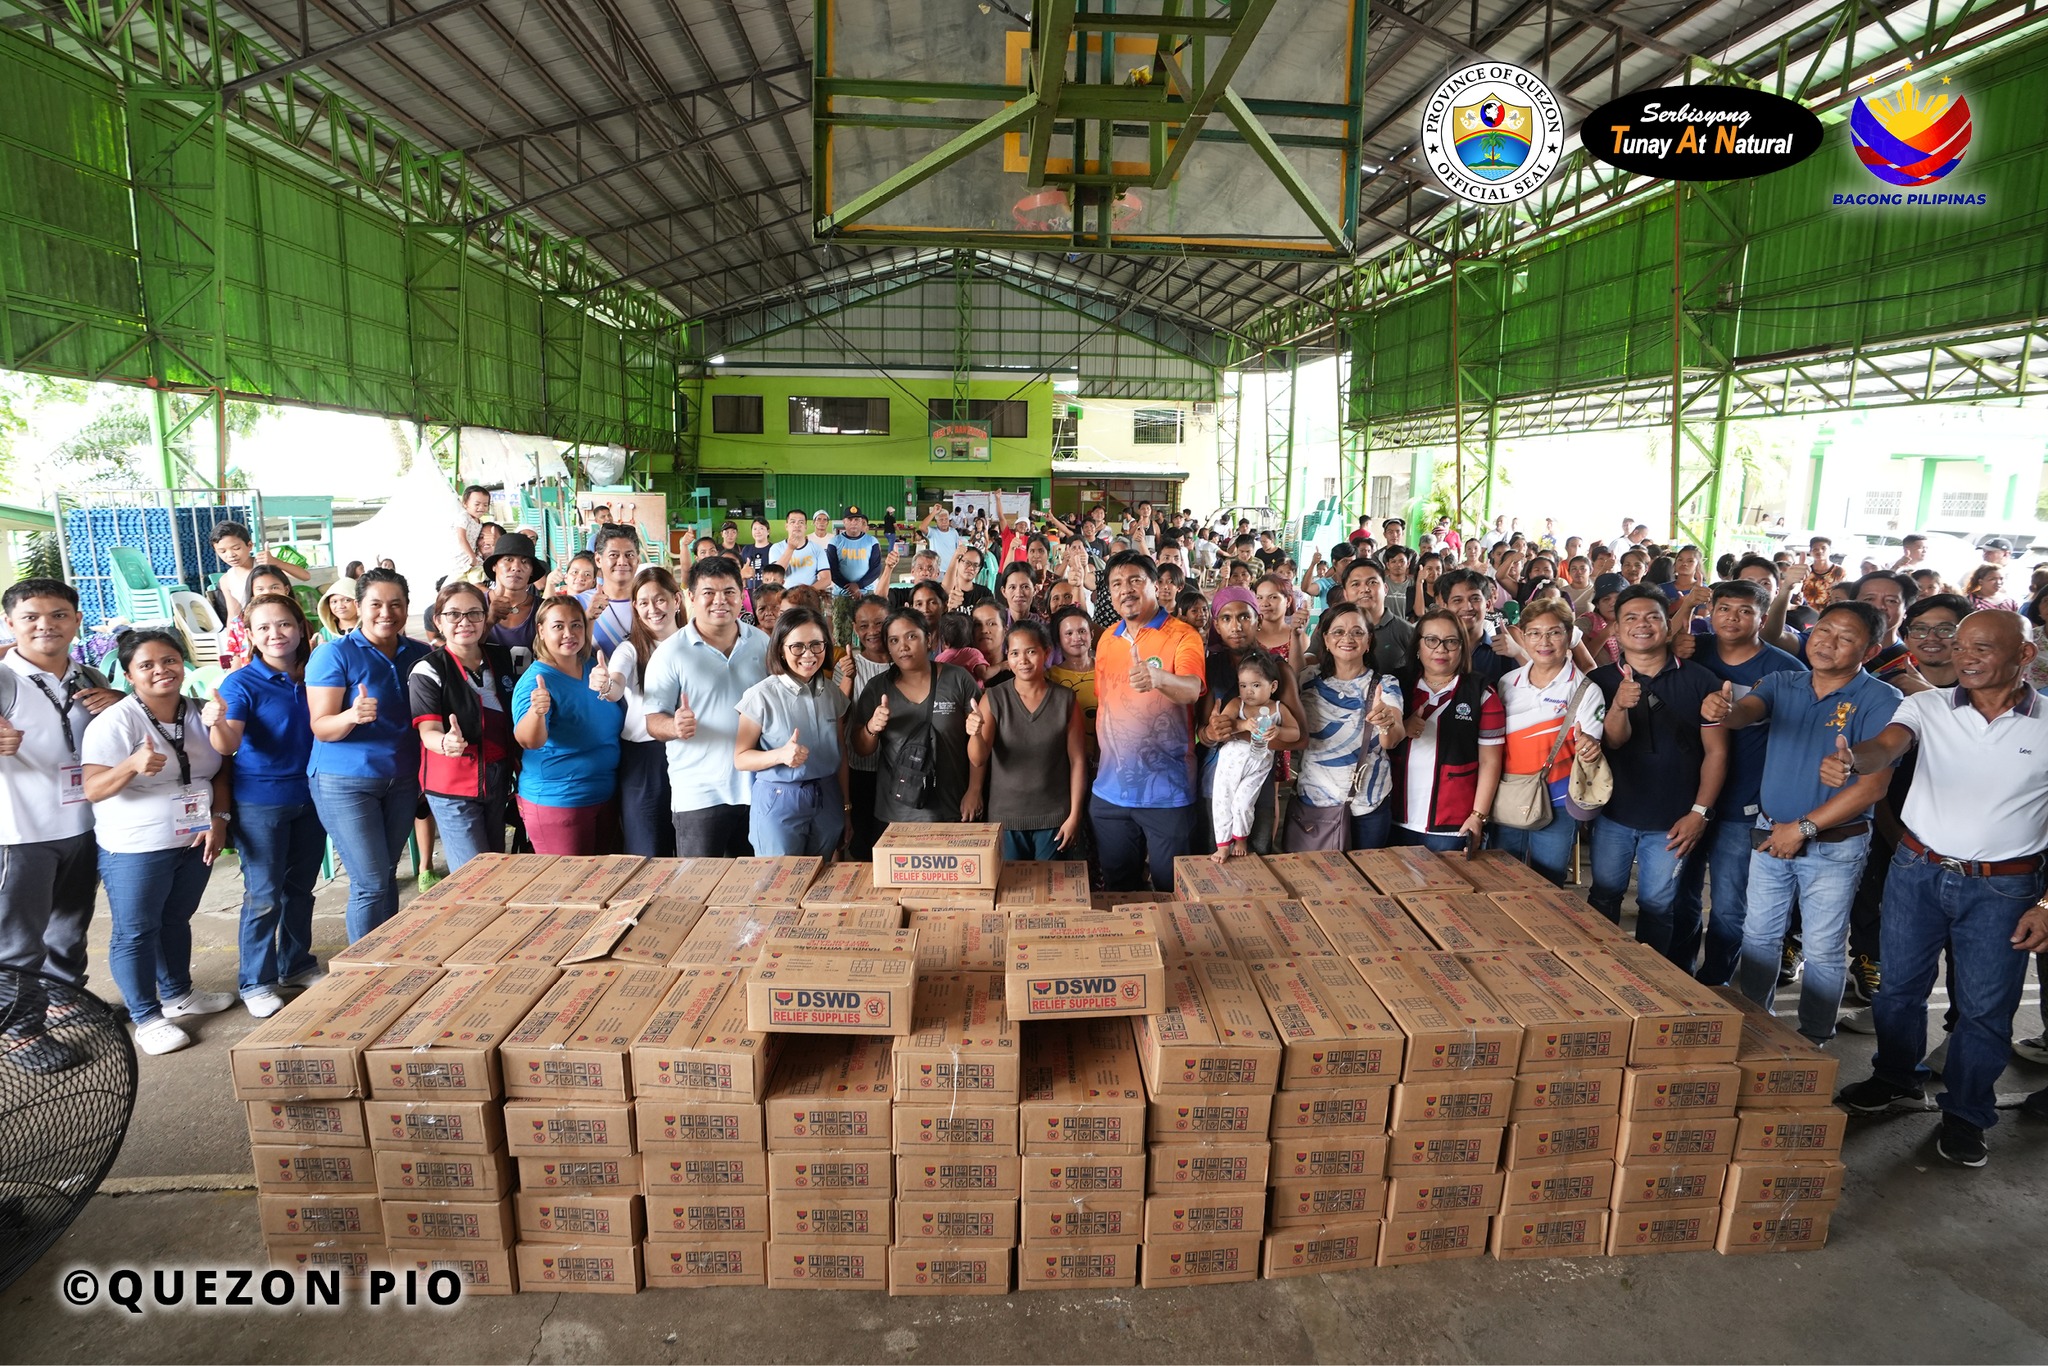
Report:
410,851,550,908
1204,899,1332,960
1491,1209,1608,1259
1091,892,1176,909
364,961,561,1101
266,1241,388,1284
1296,895,1437,955
898,1152,1020,1195
634,1096,764,1148
766,1151,892,1195
1720,992,1843,1107
1724,1160,1847,1207
1377,1211,1489,1266
1383,1171,1507,1217
908,910,1008,971
603,897,710,967
746,952,917,1036
1006,934,1164,1019
1460,951,1629,1069
1147,1091,1275,1141
1147,902,1237,961
515,1242,642,1293
1733,1107,1849,1159
1349,952,1521,1081
893,971,1021,1100
1017,1240,1137,1289
1267,1085,1392,1137
888,1245,1010,1296
394,1244,518,1295
329,901,504,969
755,926,918,959
1391,1079,1514,1127
630,966,780,1103
507,854,645,911
1261,1221,1382,1277
1501,1161,1616,1212
373,1149,514,1200
1018,1194,1141,1242
611,856,733,907
1384,1125,1507,1176
1349,847,1473,896
771,1193,892,1243
440,907,556,967
383,1196,515,1248
1564,945,1741,1063
257,1192,383,1239
1486,891,1618,950
500,963,673,1101
516,1190,646,1245
1145,1142,1269,1192
1620,1063,1743,1120
798,905,905,933
643,1237,764,1287
1616,1117,1739,1163
1396,893,1545,953
672,907,796,967
641,1192,767,1239
1023,1153,1146,1195
555,899,654,965
1134,956,1283,1094
765,1242,889,1290
896,1197,1020,1243
245,1100,366,1146
800,861,907,913
231,966,445,1101
363,1099,505,1154
503,1101,635,1156
1510,1068,1625,1120
1263,851,1375,900
251,1144,376,1192
872,825,1000,890
994,860,1091,908
1504,1117,1619,1167
641,1149,767,1194
1610,1162,1729,1210
1450,850,1555,894
1269,1175,1388,1226
1139,1232,1260,1288
895,888,997,914
1142,1192,1263,1238
1171,854,1288,902
1269,1136,1389,1182
892,1101,1020,1154
764,1036,895,1149
1018,1020,1147,1155
519,1154,643,1191
1716,1203,1834,1254
1245,957,1406,1087
497,908,615,965
1605,1204,1720,1255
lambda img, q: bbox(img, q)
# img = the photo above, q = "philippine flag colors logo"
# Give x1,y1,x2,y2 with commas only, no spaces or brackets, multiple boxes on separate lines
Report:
1851,81,1971,185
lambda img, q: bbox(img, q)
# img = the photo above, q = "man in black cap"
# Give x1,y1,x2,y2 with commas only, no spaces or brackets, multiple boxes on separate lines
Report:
828,505,891,598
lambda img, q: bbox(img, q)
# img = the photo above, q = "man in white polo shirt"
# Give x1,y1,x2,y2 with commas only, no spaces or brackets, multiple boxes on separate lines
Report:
642,557,770,857
1826,611,2048,1169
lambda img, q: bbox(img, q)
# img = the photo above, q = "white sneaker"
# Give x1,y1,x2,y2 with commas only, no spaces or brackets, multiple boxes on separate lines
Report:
2012,1035,2048,1066
1838,1006,1876,1034
279,967,325,992
161,989,235,1019
134,1018,193,1055
242,987,287,1019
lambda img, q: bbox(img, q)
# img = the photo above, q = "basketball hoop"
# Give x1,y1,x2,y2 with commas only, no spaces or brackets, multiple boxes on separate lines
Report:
1011,188,1144,232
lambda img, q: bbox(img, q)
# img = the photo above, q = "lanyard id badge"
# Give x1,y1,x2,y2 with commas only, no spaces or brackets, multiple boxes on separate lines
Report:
169,783,213,839
59,763,85,806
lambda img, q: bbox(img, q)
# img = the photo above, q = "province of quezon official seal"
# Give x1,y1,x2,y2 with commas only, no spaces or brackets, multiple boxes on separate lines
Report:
1420,62,1564,204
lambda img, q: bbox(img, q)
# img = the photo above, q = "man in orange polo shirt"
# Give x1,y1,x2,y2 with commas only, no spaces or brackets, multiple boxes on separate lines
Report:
1092,550,1207,891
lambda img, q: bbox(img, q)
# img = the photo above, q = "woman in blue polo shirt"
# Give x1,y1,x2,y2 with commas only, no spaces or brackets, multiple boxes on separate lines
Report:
511,596,624,854
305,568,431,941
203,591,322,1017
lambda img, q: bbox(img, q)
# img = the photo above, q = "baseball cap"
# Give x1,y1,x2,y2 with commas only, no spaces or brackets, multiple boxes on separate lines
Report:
1592,572,1628,600
1982,537,2013,552
843,505,864,519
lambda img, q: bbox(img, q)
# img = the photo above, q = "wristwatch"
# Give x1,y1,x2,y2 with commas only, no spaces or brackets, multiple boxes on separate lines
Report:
1689,803,1711,820
1797,818,1820,841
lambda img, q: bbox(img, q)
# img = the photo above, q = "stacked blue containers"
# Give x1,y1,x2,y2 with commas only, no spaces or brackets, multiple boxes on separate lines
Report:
64,501,253,627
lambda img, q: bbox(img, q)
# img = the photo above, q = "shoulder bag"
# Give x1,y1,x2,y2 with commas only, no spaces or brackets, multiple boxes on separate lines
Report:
1496,676,1595,830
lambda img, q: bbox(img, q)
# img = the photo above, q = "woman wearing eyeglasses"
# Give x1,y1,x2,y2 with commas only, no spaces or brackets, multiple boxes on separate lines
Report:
410,581,519,871
1487,599,1587,883
1392,606,1505,853
734,606,852,856
1284,602,1404,851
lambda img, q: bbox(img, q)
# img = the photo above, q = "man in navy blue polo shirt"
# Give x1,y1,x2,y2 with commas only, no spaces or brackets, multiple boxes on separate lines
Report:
1575,585,1729,966
1706,600,1902,1044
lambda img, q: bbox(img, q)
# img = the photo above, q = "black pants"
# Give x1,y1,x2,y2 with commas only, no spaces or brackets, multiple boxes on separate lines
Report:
618,739,675,858
672,803,753,859
0,831,98,1037
846,769,884,862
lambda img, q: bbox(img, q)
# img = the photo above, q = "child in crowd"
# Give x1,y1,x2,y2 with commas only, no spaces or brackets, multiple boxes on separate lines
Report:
1175,588,1209,638
933,611,992,682
1209,650,1284,861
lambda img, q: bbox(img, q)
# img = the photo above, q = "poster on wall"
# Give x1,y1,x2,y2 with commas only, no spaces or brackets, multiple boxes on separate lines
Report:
930,420,992,462
573,491,668,561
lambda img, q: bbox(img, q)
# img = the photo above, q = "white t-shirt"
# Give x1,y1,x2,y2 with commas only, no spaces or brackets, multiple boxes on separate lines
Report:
81,695,224,854
0,652,98,844
449,510,483,580
1893,686,2048,861
774,537,826,587
609,637,662,745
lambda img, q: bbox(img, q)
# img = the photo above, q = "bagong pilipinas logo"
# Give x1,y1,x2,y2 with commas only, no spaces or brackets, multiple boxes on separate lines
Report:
1421,63,1564,204
1852,80,1971,185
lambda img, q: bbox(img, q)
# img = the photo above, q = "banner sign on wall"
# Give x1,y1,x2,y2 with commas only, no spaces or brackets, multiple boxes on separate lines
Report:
929,420,991,462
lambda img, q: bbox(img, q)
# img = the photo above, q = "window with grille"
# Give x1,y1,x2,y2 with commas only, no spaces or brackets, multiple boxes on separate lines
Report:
1369,476,1394,520
926,398,1029,437
1862,490,1902,517
712,395,763,434
789,396,891,435
1939,491,1987,519
1133,408,1183,444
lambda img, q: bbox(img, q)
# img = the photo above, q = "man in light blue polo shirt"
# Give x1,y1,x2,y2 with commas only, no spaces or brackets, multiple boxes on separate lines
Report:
642,557,769,857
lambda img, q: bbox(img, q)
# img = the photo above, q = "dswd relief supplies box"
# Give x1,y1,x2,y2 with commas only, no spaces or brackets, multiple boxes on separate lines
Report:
1611,1162,1729,1211
1716,1203,1834,1255
441,908,556,967
1449,850,1555,895
746,952,917,1036
630,966,780,1103
1487,891,1621,950
517,1190,646,1245
1268,1086,1393,1138
899,1153,1020,1197
1502,1161,1616,1213
1620,1063,1743,1120
1491,1209,1609,1260
1092,892,1176,910
1019,1020,1147,1155
364,962,562,1101
766,1243,889,1291
1606,1205,1720,1256
672,907,798,968
602,898,709,968
1017,1241,1138,1290
1147,903,1236,962
801,908,906,935
1616,1117,1740,1164
994,860,1091,909
1003,909,1153,938
641,1150,766,1195
1204,899,1331,961
1270,1136,1389,1183
634,1096,765,1148
1716,988,1844,1107
897,1197,1019,1244
1733,1108,1849,1160
259,1192,383,1240
267,1242,390,1285
643,1238,765,1288
612,856,734,908
1147,1092,1276,1142
1724,1160,1847,1208
1349,952,1521,1082
507,855,646,911
384,1196,516,1249
1142,1191,1262,1238
1246,956,1406,1087
711,856,826,909
232,967,446,1101
895,887,998,914
364,1100,504,1154
873,825,1001,891
893,1101,1021,1154
496,908,614,966
1349,847,1473,897
1139,1232,1261,1288
253,1145,378,1192
1504,1117,1619,1168
1460,951,1629,1070
767,1151,893,1196
1384,1171,1508,1218
907,911,1007,971
520,1155,643,1191
1511,1069,1625,1121
771,1193,893,1244
1170,854,1288,902
246,1100,366,1147
1385,1125,1507,1177
888,1245,1010,1296
555,897,661,965
797,862,904,915
398,1245,518,1296
1268,1175,1388,1227
1135,956,1283,1094
515,1243,642,1294
503,1101,635,1156
1377,1211,1490,1267
1391,1078,1515,1129
1263,851,1375,900
1023,1152,1147,1196
330,901,505,969
642,1192,767,1241
1262,1221,1383,1278
373,1150,515,1201
1296,895,1438,955
754,924,919,963
419,852,553,907
764,1036,895,1149
1017,1194,1140,1242
1006,934,1164,1019
1395,893,1544,954
500,963,674,1102
1556,948,1740,1065
1144,1142,1270,1192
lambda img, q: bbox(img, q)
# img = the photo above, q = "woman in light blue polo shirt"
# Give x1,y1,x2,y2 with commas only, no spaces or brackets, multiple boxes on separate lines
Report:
734,606,850,856
203,591,321,1017
305,568,430,941
512,596,625,854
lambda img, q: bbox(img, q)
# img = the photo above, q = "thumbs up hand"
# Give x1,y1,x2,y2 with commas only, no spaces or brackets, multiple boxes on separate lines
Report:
964,700,985,739
350,683,379,726
0,714,21,758
1701,680,1734,723
1128,651,1155,694
131,736,167,778
589,649,613,699
440,715,468,759
1819,732,1855,789
867,691,892,736
1613,663,1642,711
529,672,552,719
781,728,809,769
200,687,226,729
672,689,696,740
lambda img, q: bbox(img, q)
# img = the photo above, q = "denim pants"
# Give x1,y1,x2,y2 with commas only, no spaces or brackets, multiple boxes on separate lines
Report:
424,764,509,873
1737,832,1872,1044
1676,817,1758,986
312,772,419,942
618,739,675,859
1397,828,1469,855
1003,828,1062,861
234,801,325,996
1871,847,2048,1131
99,844,214,1025
0,831,98,1038
1588,816,1688,963
749,778,842,857
1092,796,1192,892
1487,809,1579,886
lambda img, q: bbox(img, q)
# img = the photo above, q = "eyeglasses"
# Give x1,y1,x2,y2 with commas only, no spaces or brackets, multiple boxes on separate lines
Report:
438,609,486,625
1324,628,1370,643
1418,635,1462,650
1906,622,1958,639
785,641,828,657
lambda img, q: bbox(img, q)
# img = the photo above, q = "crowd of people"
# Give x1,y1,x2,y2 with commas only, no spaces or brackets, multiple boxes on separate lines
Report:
2,496,2046,1170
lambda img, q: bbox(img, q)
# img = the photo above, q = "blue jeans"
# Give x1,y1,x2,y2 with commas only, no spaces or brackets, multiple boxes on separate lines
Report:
425,769,508,873
1737,832,1872,1044
234,801,325,996
1488,810,1579,886
1871,847,2048,1131
1676,817,1757,986
99,845,214,1024
618,740,675,858
1003,828,1062,861
748,778,842,857
1588,816,1688,963
1092,796,1193,892
312,772,419,942
1397,828,1467,854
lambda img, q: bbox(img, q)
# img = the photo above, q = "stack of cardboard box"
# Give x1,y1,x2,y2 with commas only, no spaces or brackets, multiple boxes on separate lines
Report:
763,1035,897,1290
1016,1020,1148,1289
1714,987,1848,1254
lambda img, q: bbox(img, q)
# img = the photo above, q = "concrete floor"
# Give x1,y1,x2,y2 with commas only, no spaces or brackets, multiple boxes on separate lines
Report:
7,855,2048,1364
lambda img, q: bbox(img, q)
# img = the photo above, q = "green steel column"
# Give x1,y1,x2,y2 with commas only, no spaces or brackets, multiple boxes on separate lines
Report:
953,252,971,423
